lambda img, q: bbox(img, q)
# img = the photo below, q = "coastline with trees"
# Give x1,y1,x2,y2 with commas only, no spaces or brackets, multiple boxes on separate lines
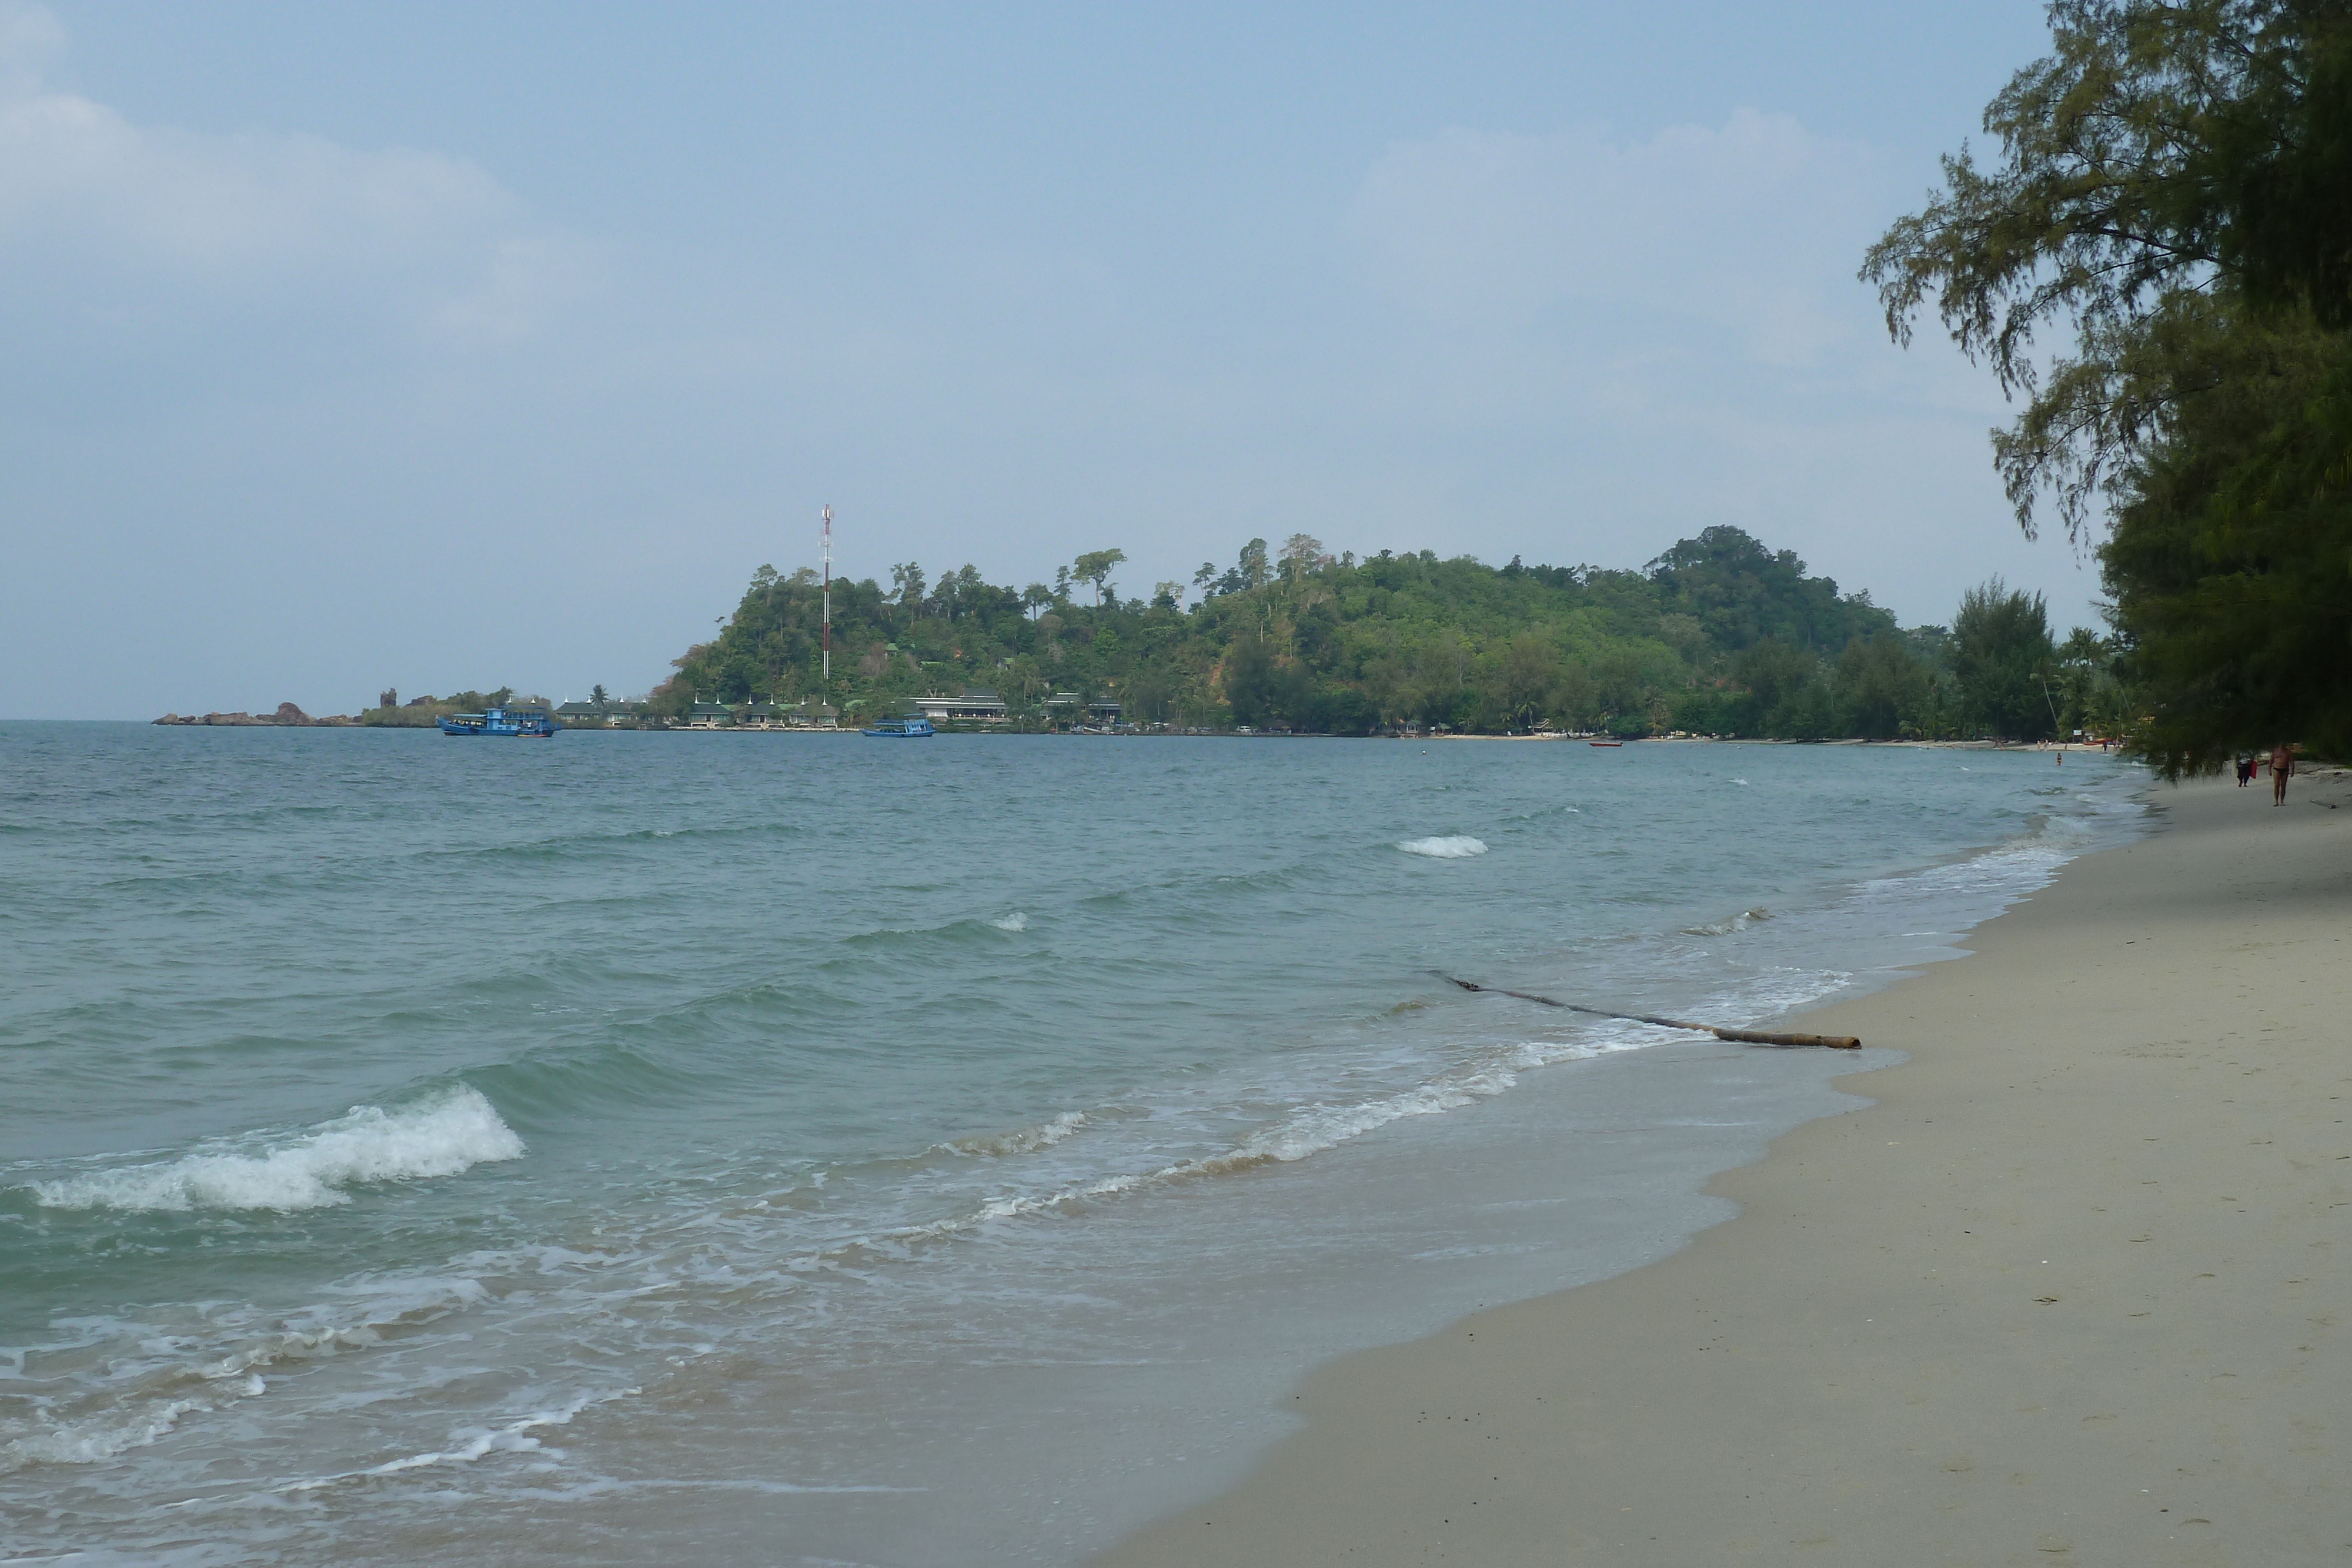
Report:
648,526,2125,742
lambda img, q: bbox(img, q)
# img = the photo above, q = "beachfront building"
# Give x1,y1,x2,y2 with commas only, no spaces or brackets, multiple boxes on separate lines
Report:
773,700,838,728
734,701,786,730
684,701,733,729
554,700,609,728
913,690,1009,724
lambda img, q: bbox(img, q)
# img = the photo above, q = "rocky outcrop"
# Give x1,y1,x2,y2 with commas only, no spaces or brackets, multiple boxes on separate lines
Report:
153,705,360,727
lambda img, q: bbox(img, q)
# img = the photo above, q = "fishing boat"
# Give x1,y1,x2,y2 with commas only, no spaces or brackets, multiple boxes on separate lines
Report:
860,714,936,738
438,705,559,737
1588,740,1623,747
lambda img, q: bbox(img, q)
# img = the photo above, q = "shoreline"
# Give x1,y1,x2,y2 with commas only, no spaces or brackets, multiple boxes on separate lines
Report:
1095,767,2352,1565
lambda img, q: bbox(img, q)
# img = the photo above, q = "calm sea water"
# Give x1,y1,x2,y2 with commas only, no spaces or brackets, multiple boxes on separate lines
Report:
0,726,2145,1565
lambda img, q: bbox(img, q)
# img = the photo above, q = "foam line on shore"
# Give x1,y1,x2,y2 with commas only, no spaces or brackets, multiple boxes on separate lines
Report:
1095,768,2352,1566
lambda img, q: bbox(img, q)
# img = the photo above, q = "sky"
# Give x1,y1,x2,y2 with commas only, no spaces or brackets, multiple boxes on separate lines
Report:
0,1,2102,718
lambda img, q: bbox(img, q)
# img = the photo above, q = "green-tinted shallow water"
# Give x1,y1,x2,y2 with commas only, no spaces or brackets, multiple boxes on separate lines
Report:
0,724,2144,1563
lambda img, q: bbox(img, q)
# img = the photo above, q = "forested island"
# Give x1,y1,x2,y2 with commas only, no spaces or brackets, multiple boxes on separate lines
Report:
643,526,2124,740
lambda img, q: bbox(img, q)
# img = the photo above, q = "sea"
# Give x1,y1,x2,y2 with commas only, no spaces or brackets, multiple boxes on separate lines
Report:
0,724,2149,1566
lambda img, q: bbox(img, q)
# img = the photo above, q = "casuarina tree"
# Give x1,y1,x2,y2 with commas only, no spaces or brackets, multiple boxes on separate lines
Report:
1866,0,2352,771
1953,580,2058,741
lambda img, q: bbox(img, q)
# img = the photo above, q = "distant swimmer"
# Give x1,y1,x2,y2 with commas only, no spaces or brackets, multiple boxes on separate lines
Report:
2271,741,2295,805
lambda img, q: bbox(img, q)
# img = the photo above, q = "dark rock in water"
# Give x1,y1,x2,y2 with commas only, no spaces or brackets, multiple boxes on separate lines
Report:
152,706,360,727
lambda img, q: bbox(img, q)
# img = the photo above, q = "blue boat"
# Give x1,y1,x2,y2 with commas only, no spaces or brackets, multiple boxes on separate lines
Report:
860,714,936,737
438,705,560,737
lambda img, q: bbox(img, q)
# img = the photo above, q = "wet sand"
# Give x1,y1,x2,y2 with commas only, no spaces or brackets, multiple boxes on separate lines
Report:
1097,768,2352,1566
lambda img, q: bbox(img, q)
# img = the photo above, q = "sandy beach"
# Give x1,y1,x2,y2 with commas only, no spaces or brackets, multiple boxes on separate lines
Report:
1098,767,2352,1566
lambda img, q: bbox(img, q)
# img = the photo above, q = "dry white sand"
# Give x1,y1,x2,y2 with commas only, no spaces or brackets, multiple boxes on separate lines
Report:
1096,768,2352,1566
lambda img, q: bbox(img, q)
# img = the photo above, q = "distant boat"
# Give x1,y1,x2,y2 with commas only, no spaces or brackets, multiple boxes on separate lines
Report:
439,706,559,737
861,716,936,738
1588,740,1623,747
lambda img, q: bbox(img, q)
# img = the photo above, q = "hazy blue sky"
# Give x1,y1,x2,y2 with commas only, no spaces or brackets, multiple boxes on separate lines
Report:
2,1,2096,718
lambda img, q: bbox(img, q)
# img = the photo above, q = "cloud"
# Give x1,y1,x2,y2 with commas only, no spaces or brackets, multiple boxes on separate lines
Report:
0,6,600,361
1345,111,1889,366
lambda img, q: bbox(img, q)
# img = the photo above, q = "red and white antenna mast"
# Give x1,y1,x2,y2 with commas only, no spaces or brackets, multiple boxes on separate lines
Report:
820,504,833,688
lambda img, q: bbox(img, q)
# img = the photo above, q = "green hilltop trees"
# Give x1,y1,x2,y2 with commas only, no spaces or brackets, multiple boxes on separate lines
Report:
657,527,2113,741
1867,0,2352,773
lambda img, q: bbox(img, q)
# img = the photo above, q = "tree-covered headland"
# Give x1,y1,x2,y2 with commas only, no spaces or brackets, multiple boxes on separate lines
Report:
1867,0,2352,774
657,527,2125,740
359,688,547,727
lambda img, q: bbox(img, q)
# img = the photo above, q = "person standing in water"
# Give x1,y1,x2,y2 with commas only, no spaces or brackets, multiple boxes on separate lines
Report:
2271,741,2295,804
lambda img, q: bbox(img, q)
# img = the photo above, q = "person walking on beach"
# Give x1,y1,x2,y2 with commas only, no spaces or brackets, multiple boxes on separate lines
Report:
2271,742,2294,804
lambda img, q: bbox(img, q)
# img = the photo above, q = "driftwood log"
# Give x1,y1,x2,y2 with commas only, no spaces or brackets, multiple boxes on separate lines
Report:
1437,974,1861,1049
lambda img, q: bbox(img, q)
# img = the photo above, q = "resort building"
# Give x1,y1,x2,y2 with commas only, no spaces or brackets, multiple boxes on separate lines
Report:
685,701,733,729
913,690,1009,723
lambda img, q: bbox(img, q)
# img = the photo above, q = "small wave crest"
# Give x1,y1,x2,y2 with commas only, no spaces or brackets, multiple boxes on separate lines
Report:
935,1111,1087,1158
1398,835,1488,858
0,1396,219,1472
282,1386,637,1492
29,1087,525,1213
987,911,1028,932
1682,907,1771,937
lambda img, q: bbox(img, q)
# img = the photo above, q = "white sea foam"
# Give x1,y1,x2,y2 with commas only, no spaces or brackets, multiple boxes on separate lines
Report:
284,1387,638,1492
988,911,1029,931
1398,835,1488,858
1732,778,1750,786
31,1088,524,1213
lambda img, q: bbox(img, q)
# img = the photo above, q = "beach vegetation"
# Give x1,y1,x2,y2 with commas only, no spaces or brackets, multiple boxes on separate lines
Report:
1867,0,2352,771
1953,580,2061,743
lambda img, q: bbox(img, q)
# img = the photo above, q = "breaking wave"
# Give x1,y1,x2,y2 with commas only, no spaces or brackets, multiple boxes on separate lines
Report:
29,1087,525,1213
987,911,1029,931
1398,835,1488,858
936,1111,1087,1158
